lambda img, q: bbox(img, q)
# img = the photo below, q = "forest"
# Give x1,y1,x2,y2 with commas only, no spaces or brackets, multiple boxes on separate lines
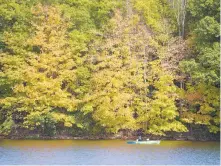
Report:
0,0,220,139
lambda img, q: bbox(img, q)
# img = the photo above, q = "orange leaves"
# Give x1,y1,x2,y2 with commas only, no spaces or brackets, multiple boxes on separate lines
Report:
185,92,203,103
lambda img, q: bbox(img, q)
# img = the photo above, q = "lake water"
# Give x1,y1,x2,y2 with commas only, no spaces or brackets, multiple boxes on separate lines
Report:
0,139,220,165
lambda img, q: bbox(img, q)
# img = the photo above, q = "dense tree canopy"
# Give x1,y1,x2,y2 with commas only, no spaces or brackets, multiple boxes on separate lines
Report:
0,0,219,137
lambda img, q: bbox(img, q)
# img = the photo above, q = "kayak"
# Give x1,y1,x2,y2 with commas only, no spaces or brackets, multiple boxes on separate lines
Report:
127,140,160,145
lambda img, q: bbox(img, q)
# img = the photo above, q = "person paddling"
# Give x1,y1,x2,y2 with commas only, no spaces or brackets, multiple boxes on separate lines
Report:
136,135,142,142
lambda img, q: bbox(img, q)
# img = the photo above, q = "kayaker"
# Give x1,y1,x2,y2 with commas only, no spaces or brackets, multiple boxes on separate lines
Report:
138,136,142,141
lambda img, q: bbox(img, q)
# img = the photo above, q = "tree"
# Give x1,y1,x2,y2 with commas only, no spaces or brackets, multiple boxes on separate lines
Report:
178,0,220,133
84,10,140,133
0,4,78,135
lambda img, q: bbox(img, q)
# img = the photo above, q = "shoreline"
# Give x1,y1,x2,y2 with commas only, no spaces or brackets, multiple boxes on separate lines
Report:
0,135,219,142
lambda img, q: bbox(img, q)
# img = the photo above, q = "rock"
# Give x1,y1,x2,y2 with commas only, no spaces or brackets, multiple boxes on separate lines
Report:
187,136,195,141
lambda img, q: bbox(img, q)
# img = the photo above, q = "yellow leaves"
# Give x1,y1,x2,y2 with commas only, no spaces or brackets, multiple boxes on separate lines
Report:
208,125,220,133
199,104,214,114
29,4,70,55
130,14,140,26
144,60,184,134
51,112,75,127
52,112,66,121
92,90,135,132
182,82,219,130
13,84,25,93
64,122,72,127
55,99,72,110
145,119,187,136
64,116,75,127
28,30,46,48
213,116,220,125
176,87,186,98
0,116,14,135
167,121,188,132
1,0,219,137
36,122,41,126
111,77,123,88
155,34,170,45
0,97,17,109
31,4,62,26
81,103,93,115
134,0,165,33
181,112,211,125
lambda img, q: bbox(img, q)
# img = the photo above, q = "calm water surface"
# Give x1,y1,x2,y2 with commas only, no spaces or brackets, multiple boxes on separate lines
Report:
0,139,220,165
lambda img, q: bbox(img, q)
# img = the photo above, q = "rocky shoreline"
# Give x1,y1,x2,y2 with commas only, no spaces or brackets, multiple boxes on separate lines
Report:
0,134,219,141
1,124,219,141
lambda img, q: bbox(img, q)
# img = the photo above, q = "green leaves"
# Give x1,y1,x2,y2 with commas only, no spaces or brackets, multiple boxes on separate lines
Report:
195,16,220,44
177,0,220,134
0,116,13,135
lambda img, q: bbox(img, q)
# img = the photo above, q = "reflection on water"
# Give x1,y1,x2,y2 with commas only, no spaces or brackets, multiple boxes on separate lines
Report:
0,140,220,165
